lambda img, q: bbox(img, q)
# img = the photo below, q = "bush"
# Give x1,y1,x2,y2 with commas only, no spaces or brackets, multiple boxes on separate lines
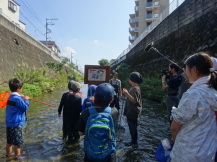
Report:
114,63,166,102
22,83,42,97
10,63,83,98
14,67,44,84
35,78,55,93
140,77,166,101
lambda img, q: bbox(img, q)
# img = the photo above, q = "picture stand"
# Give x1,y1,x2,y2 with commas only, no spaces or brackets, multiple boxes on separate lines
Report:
84,65,110,85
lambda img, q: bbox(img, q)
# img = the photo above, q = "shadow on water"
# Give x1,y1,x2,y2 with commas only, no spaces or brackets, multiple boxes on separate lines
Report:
0,84,170,161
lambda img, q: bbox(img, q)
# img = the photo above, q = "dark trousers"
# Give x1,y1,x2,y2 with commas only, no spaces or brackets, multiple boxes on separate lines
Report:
127,118,138,144
110,95,120,111
63,118,80,141
166,96,179,125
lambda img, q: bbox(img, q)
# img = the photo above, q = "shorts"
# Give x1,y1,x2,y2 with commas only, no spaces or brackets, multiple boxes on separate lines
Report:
6,126,24,146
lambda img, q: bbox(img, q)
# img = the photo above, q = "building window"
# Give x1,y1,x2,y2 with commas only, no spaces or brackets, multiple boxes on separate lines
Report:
8,1,17,12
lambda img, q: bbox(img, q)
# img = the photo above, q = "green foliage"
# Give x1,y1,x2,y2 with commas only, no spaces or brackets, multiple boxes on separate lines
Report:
0,87,8,93
45,61,64,72
11,63,84,98
22,83,42,97
140,77,166,101
45,61,56,69
35,78,55,93
15,67,44,84
61,60,67,64
68,63,75,69
115,63,131,88
98,59,110,66
114,63,166,102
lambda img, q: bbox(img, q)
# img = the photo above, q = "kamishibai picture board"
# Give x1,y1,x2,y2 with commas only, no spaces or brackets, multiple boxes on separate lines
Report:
84,65,110,85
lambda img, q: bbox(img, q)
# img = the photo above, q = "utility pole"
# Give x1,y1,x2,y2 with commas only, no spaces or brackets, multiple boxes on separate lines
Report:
76,60,78,70
45,18,58,46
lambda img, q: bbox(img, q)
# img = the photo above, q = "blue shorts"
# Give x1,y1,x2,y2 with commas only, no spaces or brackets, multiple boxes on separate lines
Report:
6,126,23,146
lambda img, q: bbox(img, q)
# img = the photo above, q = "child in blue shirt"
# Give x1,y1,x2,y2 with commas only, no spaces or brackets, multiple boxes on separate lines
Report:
5,78,29,160
82,85,97,111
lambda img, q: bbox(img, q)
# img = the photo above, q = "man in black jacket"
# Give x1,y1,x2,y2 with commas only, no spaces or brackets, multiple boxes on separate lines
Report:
58,80,82,143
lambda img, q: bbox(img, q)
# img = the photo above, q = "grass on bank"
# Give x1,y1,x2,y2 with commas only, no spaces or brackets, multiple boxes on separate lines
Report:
0,62,83,98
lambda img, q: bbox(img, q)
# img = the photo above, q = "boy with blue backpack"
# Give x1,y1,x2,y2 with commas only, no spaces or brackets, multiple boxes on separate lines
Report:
77,83,116,162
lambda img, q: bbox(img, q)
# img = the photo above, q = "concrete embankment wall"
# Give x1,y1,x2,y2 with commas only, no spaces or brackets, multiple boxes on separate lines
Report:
0,14,60,83
114,0,217,75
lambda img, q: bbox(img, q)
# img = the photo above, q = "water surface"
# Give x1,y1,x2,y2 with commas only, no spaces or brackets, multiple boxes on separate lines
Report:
0,84,170,161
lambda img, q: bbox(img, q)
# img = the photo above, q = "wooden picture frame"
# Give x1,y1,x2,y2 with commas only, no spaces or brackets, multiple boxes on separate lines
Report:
84,65,110,85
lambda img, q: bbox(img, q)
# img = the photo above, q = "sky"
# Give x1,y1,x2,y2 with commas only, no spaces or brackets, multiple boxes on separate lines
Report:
14,0,135,72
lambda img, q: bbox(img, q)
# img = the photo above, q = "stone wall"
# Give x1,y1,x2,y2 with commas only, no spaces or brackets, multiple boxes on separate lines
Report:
114,0,217,76
0,14,59,83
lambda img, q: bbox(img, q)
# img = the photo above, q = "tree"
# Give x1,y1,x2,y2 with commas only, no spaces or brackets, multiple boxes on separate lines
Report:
98,59,110,66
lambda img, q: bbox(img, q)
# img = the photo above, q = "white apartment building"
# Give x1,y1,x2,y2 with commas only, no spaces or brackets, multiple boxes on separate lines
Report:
0,0,25,30
129,0,169,44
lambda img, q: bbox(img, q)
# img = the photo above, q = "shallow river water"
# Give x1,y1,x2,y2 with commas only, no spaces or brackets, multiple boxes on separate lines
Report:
0,84,170,162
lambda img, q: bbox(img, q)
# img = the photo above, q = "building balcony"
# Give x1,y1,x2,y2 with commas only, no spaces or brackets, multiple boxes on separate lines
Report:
129,17,139,24
129,35,138,42
129,13,136,18
129,27,138,34
135,6,139,12
146,13,159,21
135,0,139,5
146,1,160,8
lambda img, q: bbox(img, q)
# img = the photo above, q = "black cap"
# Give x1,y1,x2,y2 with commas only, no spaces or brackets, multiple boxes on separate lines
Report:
129,72,143,84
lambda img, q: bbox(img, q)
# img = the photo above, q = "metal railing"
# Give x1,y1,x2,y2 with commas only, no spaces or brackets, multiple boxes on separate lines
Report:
110,0,185,68
129,27,138,32
129,35,138,41
129,17,139,24
135,6,139,12
146,1,160,7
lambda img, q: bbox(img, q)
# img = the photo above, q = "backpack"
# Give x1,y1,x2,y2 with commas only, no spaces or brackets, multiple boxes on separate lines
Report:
84,106,116,161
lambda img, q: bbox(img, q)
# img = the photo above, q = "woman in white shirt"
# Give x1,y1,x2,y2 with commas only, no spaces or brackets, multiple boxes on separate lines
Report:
170,53,217,162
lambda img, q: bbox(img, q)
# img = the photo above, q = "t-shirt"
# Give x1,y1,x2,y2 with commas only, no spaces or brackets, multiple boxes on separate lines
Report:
82,97,94,111
76,107,118,133
167,75,182,96
124,85,142,121
110,79,121,95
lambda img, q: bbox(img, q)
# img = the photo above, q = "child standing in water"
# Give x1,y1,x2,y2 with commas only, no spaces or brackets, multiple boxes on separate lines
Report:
123,72,143,147
5,78,30,160
58,80,82,143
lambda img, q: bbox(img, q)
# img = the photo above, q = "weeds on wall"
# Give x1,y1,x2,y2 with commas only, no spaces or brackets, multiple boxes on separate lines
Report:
0,62,83,97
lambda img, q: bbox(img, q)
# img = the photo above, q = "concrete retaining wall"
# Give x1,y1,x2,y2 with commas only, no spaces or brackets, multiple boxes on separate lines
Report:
0,14,60,82
113,0,217,76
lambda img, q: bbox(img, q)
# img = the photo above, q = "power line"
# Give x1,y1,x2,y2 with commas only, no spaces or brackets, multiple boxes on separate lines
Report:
19,0,45,27
20,11,44,36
